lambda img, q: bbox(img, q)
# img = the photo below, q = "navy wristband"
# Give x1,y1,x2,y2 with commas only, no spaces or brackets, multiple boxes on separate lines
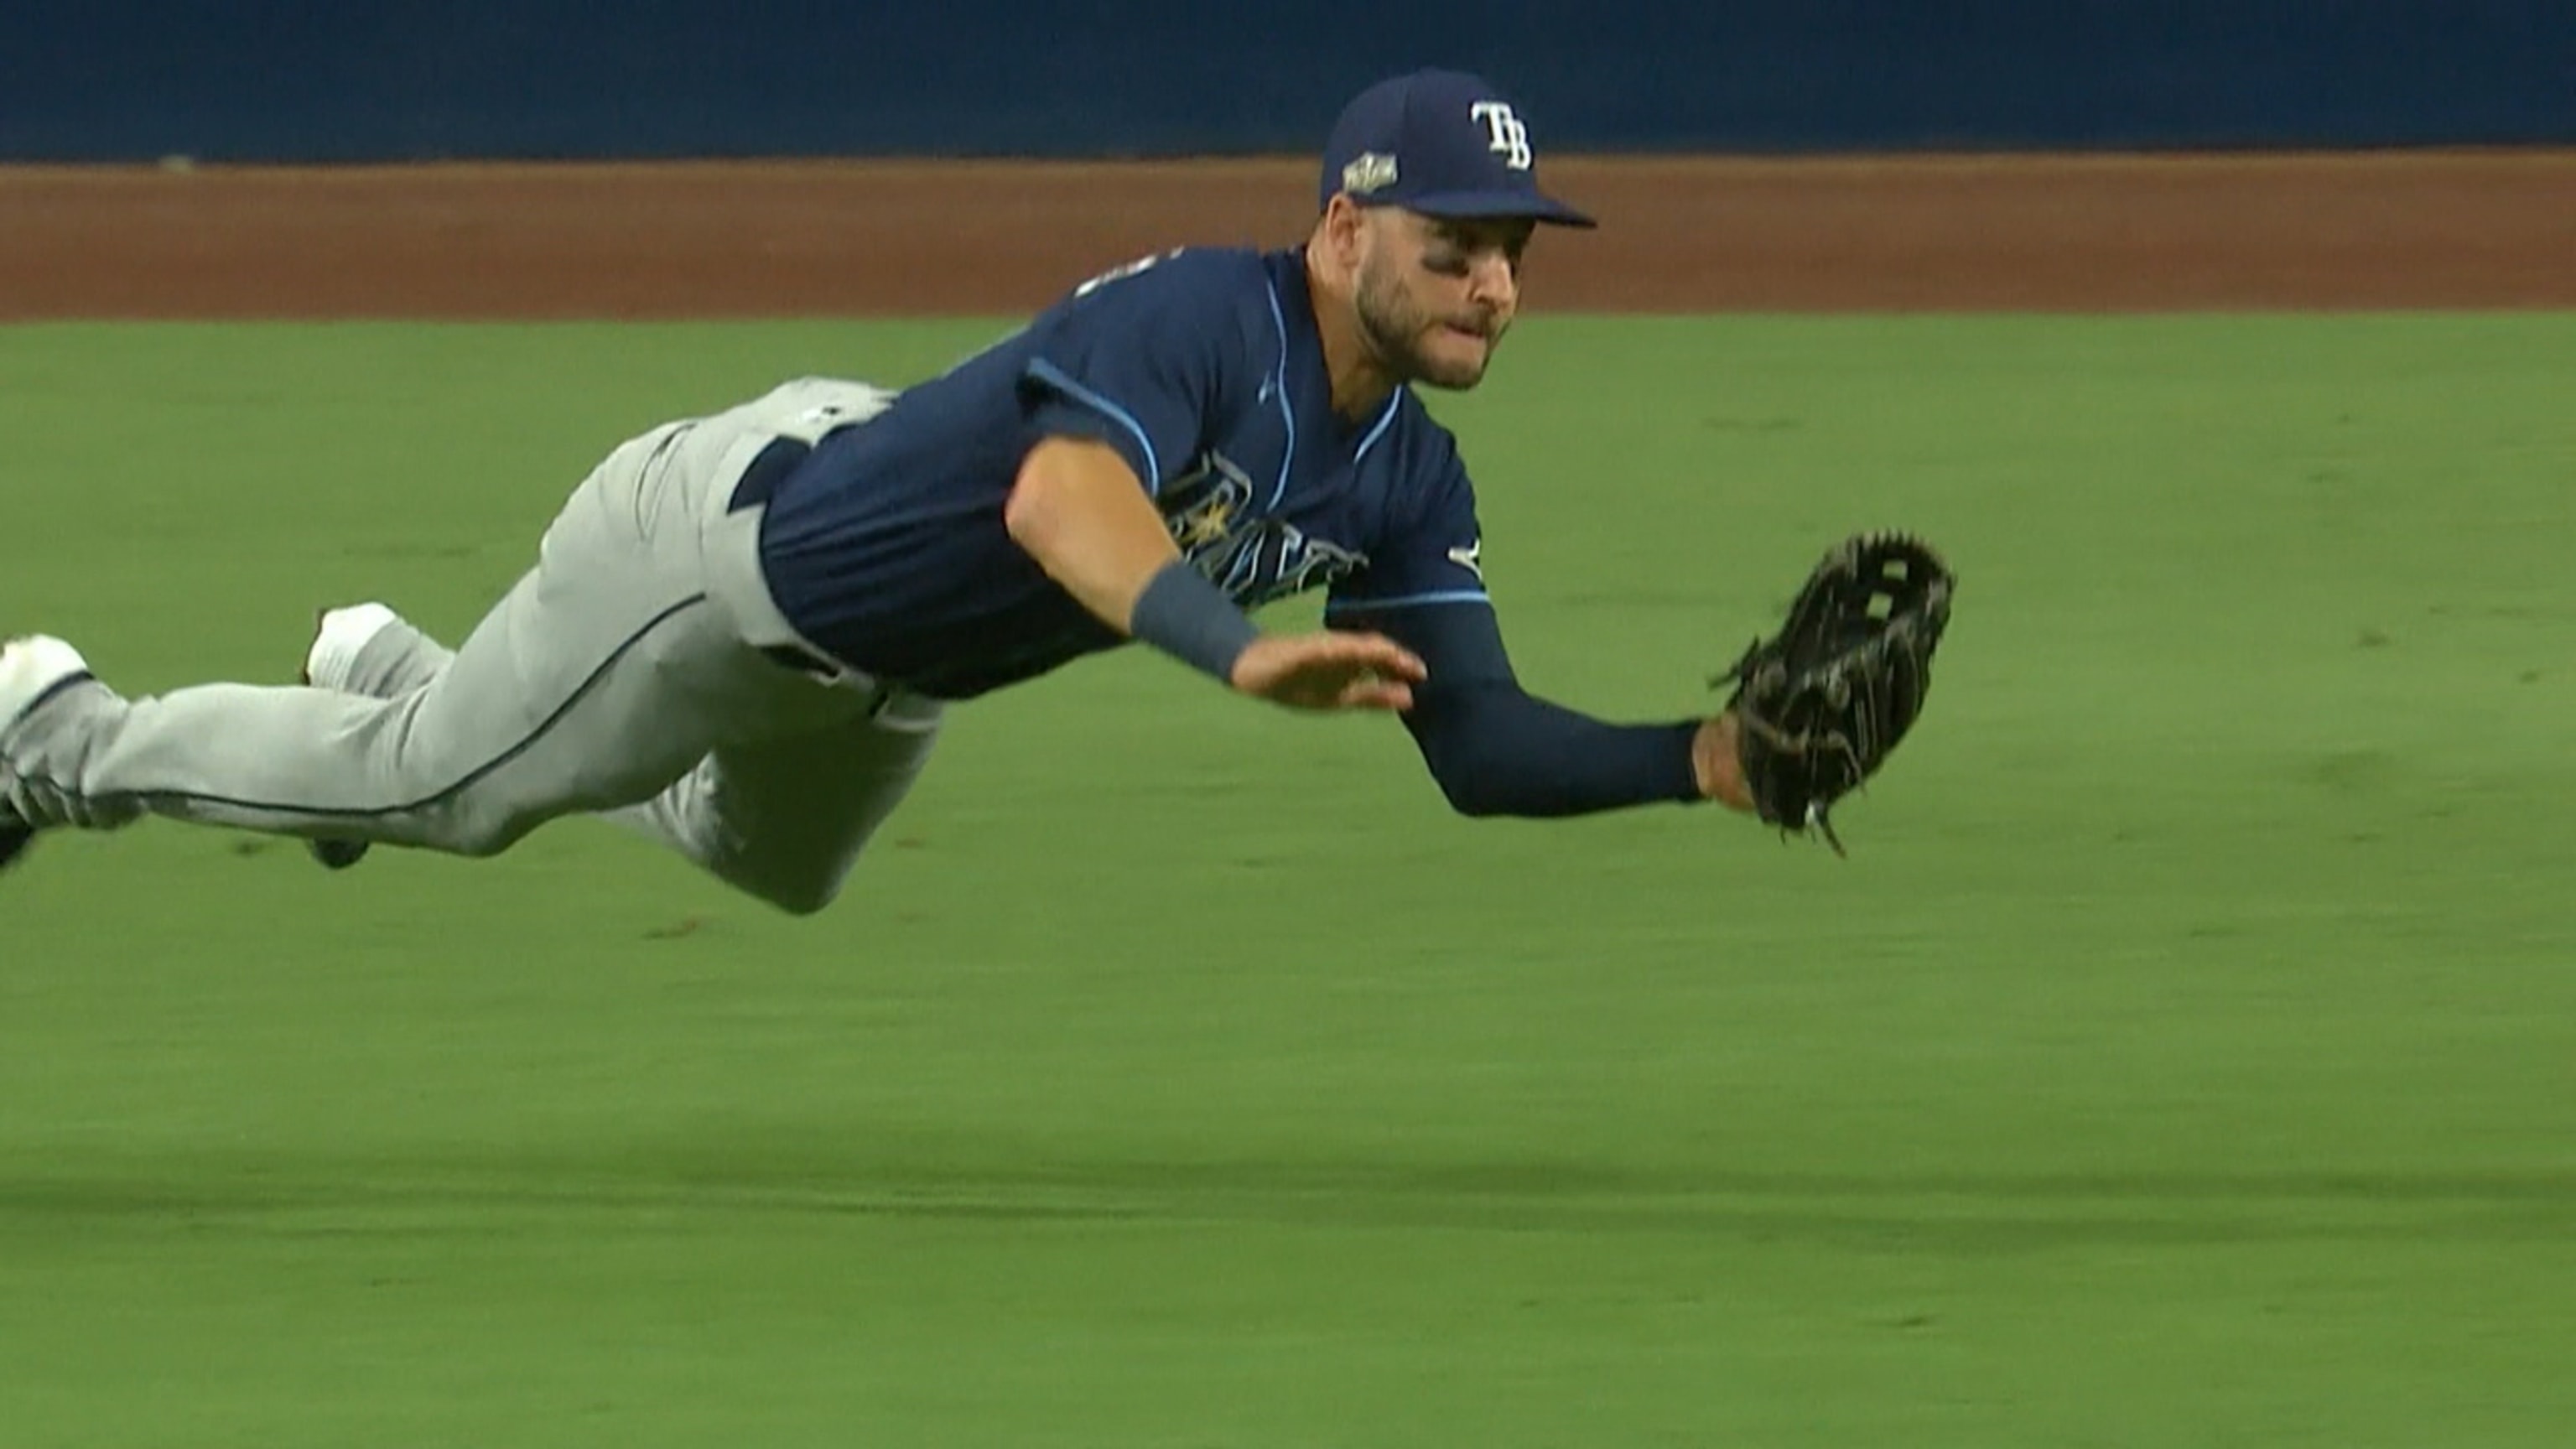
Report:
1130,559,1260,683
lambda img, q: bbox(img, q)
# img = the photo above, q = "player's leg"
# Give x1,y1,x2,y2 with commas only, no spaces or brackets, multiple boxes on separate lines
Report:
292,599,941,912
294,604,459,869
293,604,457,870
0,389,865,861
0,641,143,870
601,693,943,916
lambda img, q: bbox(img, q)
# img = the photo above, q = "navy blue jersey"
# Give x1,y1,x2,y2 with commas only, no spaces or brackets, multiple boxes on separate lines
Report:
756,247,1488,699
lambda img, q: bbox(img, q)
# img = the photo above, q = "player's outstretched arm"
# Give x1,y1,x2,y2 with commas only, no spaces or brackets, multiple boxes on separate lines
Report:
1332,596,1754,818
1005,437,1425,711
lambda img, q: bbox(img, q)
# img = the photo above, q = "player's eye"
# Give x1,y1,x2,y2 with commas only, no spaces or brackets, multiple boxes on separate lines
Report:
1424,221,1528,283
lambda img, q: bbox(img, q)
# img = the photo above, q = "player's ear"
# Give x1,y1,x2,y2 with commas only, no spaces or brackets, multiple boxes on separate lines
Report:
1319,194,1369,264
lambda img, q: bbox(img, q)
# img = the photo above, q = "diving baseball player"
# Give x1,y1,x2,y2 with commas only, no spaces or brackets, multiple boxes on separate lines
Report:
5,70,1945,906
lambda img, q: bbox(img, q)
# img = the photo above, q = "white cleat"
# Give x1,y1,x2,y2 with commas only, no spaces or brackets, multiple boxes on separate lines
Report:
0,635,102,874
0,635,95,731
304,603,402,695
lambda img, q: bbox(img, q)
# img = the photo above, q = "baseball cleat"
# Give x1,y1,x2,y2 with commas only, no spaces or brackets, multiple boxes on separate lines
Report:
300,606,390,872
1,635,96,730
0,635,103,876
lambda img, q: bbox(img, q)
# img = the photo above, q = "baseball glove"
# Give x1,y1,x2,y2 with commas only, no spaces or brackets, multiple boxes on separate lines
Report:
1715,532,1955,854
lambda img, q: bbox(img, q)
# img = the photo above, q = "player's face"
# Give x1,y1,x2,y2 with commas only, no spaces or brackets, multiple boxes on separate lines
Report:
1353,210,1533,390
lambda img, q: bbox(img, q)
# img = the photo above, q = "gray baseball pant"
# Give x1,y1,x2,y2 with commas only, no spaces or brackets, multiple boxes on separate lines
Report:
3,378,943,915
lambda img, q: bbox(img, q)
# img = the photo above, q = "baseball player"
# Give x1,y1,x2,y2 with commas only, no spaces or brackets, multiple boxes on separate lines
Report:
1,70,1807,906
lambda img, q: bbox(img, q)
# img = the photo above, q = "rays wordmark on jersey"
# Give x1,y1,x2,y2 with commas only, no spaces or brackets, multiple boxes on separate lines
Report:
1160,452,1368,606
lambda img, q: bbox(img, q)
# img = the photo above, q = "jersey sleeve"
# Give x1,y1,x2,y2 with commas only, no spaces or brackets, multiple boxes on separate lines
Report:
1323,428,1491,617
1017,250,1248,497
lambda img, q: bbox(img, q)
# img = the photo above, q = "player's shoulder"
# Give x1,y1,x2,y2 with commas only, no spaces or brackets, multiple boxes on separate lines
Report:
1057,245,1273,312
1036,247,1280,371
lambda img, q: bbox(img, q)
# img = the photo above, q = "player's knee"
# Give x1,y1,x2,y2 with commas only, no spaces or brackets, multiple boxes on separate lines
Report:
721,845,866,917
745,872,845,918
443,818,534,859
432,797,550,859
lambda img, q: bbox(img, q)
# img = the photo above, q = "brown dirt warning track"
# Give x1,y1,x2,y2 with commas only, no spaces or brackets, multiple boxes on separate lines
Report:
2,151,2570,319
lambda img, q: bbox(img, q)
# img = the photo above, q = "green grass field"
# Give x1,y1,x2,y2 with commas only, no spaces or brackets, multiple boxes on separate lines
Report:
3,314,2572,1446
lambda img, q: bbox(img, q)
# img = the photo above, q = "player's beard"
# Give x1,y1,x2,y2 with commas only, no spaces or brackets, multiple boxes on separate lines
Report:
1353,251,1503,392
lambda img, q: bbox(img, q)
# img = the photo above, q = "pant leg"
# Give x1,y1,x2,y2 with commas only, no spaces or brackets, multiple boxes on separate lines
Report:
4,381,895,857
307,607,939,913
345,610,947,913
605,695,943,916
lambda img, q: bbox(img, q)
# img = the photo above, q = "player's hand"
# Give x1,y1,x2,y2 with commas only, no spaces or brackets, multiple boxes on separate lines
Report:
1228,631,1427,712
1693,712,1757,813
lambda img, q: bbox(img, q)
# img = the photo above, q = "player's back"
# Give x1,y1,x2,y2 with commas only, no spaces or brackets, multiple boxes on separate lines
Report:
755,247,1280,698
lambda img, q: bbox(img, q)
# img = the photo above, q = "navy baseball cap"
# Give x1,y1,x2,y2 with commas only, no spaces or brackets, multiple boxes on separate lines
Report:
1320,69,1596,229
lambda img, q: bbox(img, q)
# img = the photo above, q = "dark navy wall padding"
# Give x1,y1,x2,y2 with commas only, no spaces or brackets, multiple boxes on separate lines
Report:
3,0,2570,162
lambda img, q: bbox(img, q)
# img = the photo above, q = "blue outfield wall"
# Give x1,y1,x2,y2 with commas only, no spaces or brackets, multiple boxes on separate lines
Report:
2,0,2570,163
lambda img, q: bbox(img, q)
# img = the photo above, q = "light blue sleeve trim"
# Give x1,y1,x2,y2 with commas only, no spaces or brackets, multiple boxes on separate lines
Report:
1262,284,1298,512
1325,589,1493,613
1025,356,1162,495
1352,392,1403,464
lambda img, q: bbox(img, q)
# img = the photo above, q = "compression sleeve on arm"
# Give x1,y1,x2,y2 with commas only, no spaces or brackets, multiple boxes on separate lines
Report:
1332,600,1703,818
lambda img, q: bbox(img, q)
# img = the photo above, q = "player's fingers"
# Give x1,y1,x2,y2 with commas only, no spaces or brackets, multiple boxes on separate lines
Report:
1323,631,1427,682
1337,678,1415,712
